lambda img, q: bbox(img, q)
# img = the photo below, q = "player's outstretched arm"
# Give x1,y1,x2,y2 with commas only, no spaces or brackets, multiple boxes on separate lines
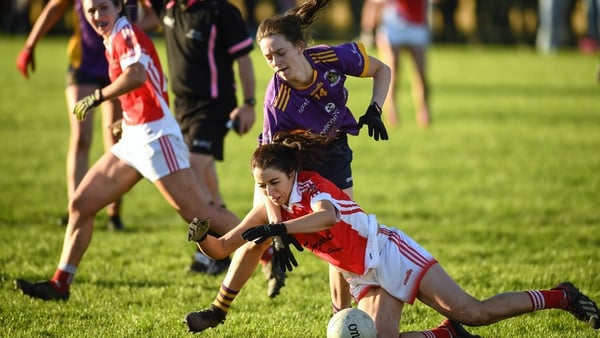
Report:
190,204,269,259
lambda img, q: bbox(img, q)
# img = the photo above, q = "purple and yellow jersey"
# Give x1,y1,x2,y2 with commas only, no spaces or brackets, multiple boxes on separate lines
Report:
260,42,370,144
66,0,139,78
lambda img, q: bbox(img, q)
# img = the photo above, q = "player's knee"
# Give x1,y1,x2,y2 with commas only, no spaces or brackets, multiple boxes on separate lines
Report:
68,197,98,224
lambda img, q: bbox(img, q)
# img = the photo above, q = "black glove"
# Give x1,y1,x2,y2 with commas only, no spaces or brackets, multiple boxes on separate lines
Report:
272,234,303,272
357,102,388,141
241,223,287,244
188,217,210,242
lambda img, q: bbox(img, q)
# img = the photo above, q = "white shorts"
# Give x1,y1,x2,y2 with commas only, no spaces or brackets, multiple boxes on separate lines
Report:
111,133,190,182
377,10,430,47
342,225,437,305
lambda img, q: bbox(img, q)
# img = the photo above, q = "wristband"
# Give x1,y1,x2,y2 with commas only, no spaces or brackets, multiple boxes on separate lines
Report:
243,97,256,107
94,89,104,106
371,101,382,114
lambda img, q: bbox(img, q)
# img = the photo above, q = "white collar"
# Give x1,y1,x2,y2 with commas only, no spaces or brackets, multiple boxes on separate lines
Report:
281,172,301,212
104,16,130,49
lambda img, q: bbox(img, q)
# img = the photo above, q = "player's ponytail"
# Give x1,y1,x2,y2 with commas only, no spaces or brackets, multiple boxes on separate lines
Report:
251,130,332,176
256,0,332,45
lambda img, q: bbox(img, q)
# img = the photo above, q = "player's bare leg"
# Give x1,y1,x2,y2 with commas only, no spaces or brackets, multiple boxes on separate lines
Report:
188,153,230,275
60,154,140,265
154,168,239,233
15,153,141,301
358,287,403,337
329,186,354,312
64,85,124,229
330,265,352,312
408,45,430,129
358,286,480,337
99,98,125,229
418,263,600,329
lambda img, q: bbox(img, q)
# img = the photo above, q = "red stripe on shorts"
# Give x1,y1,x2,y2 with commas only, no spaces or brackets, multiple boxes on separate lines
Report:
159,136,179,173
380,227,430,268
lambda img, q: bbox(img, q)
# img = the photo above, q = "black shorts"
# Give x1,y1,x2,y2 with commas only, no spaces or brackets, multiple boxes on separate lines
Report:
65,66,111,87
174,96,236,161
305,133,354,189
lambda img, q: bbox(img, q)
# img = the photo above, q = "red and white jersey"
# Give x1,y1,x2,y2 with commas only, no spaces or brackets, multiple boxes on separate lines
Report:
281,171,380,275
104,17,170,126
394,0,427,24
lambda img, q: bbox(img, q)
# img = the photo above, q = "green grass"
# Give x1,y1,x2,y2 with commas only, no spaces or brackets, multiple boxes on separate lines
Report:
1,35,599,337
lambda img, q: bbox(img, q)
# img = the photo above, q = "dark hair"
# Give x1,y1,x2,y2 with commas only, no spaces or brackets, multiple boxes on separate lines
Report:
255,0,331,46
110,0,129,18
251,130,332,175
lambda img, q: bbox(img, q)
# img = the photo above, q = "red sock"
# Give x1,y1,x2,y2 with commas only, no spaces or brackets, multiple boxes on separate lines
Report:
421,327,452,338
525,289,565,311
51,268,74,292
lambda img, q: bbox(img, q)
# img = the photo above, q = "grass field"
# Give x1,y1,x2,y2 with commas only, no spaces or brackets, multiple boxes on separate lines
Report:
0,34,599,337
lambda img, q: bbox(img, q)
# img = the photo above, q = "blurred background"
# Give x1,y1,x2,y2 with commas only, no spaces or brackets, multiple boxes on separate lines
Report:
2,0,599,54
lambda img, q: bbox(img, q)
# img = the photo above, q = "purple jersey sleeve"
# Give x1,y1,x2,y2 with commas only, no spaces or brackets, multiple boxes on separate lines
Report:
260,42,369,144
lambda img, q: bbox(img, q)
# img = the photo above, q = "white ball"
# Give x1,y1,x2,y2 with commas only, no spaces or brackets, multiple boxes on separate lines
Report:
326,308,377,338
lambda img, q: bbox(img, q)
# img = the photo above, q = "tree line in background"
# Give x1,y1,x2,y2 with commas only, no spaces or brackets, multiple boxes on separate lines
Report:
2,0,597,52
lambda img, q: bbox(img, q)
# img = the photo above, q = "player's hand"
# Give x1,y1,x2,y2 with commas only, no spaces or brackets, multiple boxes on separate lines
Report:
109,118,123,139
357,102,388,141
226,115,242,135
188,217,210,242
73,94,101,121
272,234,303,272
229,104,255,135
242,223,287,244
16,47,35,79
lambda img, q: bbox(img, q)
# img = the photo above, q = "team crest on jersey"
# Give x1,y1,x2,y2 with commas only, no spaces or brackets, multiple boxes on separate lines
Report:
298,179,318,197
324,70,341,87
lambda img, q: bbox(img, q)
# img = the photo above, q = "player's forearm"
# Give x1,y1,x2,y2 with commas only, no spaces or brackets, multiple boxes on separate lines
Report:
197,233,246,260
237,55,256,102
25,0,70,48
100,63,147,101
284,208,337,234
368,57,391,105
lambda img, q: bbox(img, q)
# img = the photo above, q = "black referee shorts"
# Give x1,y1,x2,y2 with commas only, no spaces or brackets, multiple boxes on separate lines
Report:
173,96,236,161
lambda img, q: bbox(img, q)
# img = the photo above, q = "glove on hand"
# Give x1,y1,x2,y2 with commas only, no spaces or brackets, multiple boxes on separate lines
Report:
272,234,303,272
188,217,210,242
357,102,389,141
242,223,287,244
16,47,35,79
73,90,103,121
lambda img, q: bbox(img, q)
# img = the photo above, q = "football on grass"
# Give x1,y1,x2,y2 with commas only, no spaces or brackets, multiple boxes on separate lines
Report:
326,308,377,338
